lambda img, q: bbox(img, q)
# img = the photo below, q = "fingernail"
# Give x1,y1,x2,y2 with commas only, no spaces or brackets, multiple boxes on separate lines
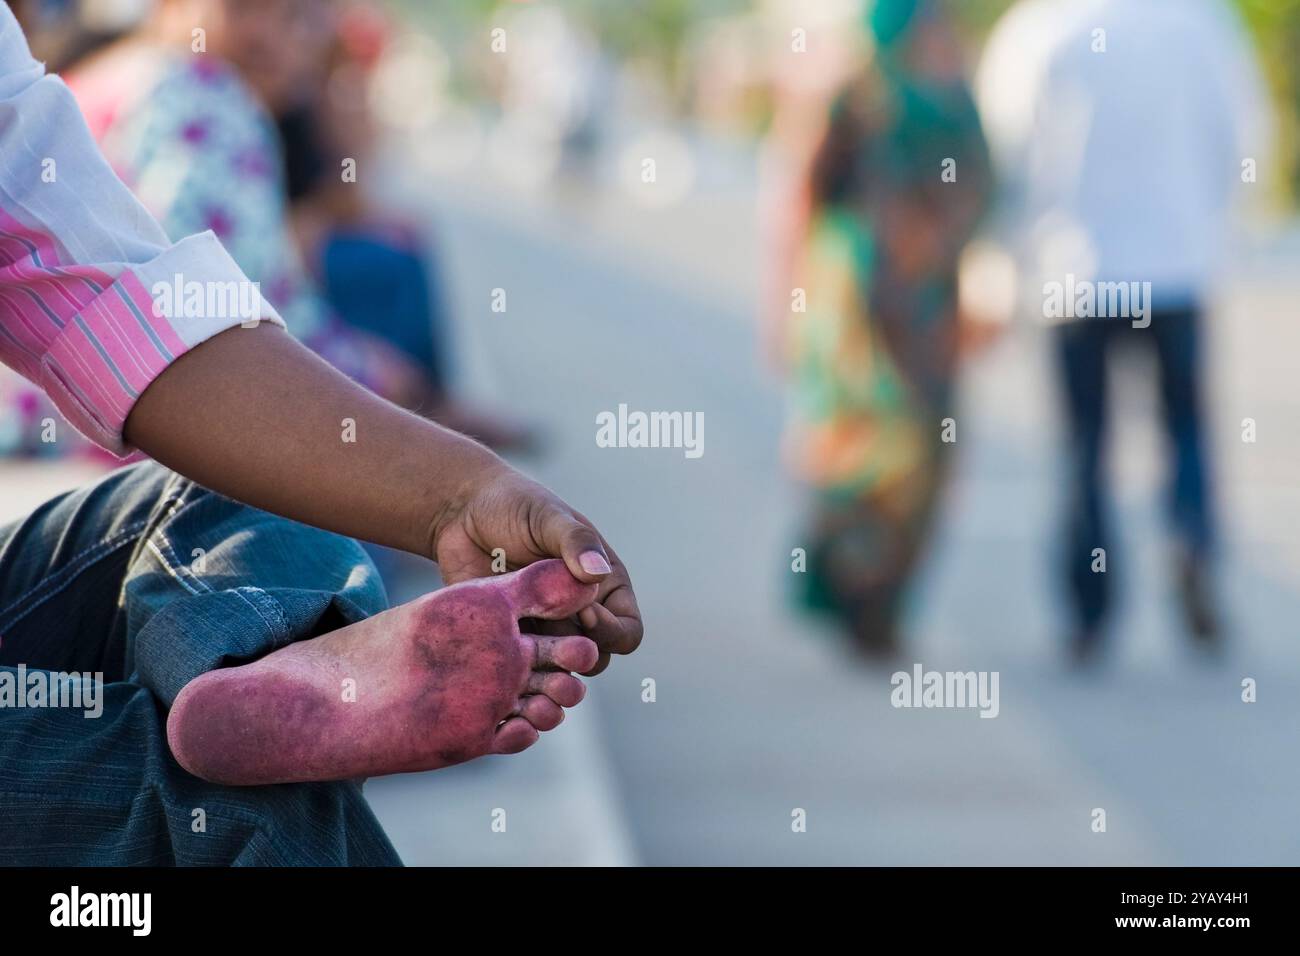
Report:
579,551,612,575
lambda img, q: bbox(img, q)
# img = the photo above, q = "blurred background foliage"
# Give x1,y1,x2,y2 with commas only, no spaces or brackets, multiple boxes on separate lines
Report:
389,0,1300,203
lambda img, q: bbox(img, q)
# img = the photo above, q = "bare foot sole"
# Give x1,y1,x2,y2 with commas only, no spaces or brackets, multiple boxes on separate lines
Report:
166,559,598,785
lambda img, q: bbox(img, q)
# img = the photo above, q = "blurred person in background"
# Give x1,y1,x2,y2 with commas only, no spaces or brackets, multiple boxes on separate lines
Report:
975,0,1273,664
480,2,610,190
765,0,991,659
275,1,533,449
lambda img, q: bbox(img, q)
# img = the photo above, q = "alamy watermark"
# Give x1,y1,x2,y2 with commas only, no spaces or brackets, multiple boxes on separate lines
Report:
0,663,103,718
1043,273,1151,328
152,273,262,327
50,886,151,936
890,664,999,719
596,403,704,459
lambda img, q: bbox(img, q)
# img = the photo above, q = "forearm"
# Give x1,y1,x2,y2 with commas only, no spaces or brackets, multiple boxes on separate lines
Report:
124,324,504,557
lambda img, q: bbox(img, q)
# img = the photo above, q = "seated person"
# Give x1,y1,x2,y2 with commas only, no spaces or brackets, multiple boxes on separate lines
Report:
0,0,641,865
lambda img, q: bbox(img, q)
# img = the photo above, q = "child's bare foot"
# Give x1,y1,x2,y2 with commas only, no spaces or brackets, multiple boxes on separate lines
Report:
166,559,598,785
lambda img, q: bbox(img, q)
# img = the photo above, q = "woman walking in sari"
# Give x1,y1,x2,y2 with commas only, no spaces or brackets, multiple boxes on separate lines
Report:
770,0,991,657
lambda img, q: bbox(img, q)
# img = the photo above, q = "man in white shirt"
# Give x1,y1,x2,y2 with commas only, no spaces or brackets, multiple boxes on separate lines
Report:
975,0,1271,660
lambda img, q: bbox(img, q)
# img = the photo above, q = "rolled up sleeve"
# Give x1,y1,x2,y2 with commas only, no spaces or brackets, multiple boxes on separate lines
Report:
0,3,283,455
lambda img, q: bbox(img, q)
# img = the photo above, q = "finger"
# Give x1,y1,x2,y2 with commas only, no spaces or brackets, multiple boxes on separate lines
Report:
579,540,642,654
508,558,598,620
536,504,612,585
514,695,564,731
525,670,587,707
528,633,600,673
492,717,539,755
580,597,643,657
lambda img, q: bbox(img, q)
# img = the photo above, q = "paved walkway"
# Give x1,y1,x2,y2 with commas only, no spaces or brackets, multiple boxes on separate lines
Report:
393,140,1300,864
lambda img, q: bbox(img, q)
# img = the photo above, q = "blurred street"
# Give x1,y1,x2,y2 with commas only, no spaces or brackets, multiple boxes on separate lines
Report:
360,137,1300,865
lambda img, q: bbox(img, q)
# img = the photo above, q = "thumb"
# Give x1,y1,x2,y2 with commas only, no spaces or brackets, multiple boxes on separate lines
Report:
537,504,611,584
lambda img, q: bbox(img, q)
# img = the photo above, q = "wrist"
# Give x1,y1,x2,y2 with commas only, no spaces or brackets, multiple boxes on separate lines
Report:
419,434,511,560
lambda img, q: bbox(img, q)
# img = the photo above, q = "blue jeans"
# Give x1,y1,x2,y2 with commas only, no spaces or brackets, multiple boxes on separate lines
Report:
0,462,402,865
1056,307,1215,630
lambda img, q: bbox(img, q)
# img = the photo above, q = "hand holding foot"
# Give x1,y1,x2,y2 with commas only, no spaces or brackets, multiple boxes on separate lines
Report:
167,560,600,785
431,464,643,675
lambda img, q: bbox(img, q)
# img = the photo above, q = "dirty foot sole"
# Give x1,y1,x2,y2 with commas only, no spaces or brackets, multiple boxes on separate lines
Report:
166,559,598,785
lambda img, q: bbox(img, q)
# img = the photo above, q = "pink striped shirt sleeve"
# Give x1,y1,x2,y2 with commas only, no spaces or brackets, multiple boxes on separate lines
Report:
0,4,284,455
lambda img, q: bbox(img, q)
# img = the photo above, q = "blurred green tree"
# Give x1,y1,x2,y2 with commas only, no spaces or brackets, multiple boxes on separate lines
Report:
387,0,1300,201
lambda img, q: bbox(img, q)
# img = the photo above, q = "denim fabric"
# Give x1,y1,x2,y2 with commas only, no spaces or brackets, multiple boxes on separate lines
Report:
0,461,402,865
1055,307,1215,629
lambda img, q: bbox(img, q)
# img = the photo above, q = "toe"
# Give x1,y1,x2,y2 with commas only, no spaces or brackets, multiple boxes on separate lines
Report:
508,559,600,621
515,695,565,731
528,633,600,673
525,671,587,707
492,717,540,755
